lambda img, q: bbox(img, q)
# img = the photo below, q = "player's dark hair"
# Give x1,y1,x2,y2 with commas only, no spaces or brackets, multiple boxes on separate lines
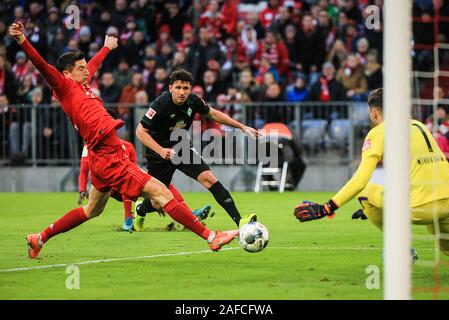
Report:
57,51,85,72
368,88,383,111
169,69,193,85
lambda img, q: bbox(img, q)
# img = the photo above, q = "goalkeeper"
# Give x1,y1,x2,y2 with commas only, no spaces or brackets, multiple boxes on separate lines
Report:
294,88,449,257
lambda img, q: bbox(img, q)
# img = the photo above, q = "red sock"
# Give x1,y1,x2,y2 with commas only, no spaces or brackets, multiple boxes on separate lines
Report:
168,184,191,211
122,196,133,220
163,199,211,240
40,207,88,243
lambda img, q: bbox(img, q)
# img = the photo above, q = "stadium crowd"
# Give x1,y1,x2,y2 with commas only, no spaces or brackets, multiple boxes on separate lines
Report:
1,0,449,163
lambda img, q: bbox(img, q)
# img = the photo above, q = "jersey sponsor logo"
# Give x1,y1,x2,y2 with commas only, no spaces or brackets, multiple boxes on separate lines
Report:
170,120,187,130
362,139,371,152
146,107,157,119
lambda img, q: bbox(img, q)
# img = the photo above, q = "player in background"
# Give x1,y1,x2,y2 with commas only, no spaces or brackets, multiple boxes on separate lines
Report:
78,109,212,232
294,88,449,258
10,22,239,259
134,69,260,231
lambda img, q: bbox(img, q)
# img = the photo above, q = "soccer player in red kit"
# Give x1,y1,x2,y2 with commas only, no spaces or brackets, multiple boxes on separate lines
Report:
79,125,210,232
9,22,238,259
78,140,136,231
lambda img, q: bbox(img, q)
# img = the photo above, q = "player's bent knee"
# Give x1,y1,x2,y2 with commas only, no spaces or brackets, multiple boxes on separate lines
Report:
141,178,173,206
198,171,217,189
83,205,104,219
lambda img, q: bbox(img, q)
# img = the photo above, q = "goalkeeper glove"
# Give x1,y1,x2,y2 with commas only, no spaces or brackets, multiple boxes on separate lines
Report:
294,200,338,222
78,191,89,205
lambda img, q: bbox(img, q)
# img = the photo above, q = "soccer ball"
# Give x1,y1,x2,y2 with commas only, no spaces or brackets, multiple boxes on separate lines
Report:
239,222,269,253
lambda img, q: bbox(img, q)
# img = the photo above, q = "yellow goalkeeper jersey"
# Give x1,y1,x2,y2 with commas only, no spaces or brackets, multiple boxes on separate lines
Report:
332,119,449,208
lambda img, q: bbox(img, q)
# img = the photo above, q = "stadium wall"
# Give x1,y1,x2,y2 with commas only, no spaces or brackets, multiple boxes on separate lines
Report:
0,164,355,192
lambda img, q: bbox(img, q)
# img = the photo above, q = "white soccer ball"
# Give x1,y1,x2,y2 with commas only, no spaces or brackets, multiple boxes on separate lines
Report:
239,222,269,253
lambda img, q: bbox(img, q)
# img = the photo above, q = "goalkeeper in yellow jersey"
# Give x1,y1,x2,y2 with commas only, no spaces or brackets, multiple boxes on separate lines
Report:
294,88,449,257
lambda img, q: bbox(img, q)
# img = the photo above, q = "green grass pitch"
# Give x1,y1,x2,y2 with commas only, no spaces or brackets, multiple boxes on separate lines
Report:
0,192,447,300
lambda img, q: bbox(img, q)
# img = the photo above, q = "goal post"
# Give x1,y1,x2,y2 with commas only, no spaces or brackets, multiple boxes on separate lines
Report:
383,0,412,300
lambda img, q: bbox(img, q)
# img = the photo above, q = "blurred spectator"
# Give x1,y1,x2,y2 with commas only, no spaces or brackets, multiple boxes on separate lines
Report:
142,56,157,85
198,0,225,39
327,39,348,70
310,61,346,102
24,18,47,58
38,95,61,160
120,16,138,45
133,0,158,42
336,53,368,101
187,26,225,83
0,55,17,103
12,51,29,83
342,0,363,25
9,87,39,164
160,1,189,43
113,60,133,91
272,6,294,40
285,73,310,102
119,72,146,107
118,72,145,140
187,0,206,32
111,0,132,31
203,70,224,102
100,72,121,104
237,68,260,102
177,24,195,54
254,30,290,77
146,67,169,101
221,0,239,37
247,11,266,40
155,25,175,55
171,51,189,72
296,14,325,75
48,28,66,66
17,74,34,104
156,43,174,70
240,25,259,60
317,8,336,53
284,24,302,74
364,50,383,91
425,88,449,160
28,2,46,28
259,0,281,29
0,95,11,158
46,7,61,46
126,31,147,69
355,37,370,65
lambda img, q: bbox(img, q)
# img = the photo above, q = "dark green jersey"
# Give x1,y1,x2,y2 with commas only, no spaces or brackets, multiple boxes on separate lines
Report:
140,91,210,161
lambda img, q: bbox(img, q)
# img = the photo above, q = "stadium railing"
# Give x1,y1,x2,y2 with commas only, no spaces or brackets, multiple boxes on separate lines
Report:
0,101,369,167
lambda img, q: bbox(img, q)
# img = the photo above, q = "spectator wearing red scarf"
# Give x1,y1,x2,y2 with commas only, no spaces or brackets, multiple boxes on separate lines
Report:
254,30,290,76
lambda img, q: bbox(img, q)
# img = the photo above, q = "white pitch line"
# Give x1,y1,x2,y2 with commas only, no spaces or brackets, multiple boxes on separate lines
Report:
0,246,437,273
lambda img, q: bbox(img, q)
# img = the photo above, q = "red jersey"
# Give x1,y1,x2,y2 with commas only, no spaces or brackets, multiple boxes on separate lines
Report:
78,139,137,192
20,39,123,150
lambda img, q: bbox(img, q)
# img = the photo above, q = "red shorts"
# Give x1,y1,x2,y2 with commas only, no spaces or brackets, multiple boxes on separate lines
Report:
88,134,151,201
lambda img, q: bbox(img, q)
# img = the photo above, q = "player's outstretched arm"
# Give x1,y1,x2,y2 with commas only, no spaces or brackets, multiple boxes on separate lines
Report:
9,21,64,90
136,124,175,160
294,156,379,222
86,35,118,80
208,107,262,139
